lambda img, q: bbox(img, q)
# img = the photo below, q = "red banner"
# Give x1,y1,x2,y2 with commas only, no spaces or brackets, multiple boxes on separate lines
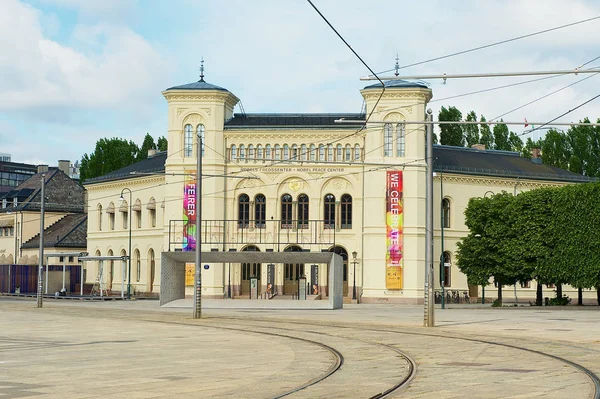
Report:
386,171,403,289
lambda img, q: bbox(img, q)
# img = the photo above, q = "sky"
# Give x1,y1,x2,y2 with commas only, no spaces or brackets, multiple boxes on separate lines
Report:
1,0,600,165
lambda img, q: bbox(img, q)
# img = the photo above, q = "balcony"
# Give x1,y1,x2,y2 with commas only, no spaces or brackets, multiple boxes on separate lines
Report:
168,219,336,252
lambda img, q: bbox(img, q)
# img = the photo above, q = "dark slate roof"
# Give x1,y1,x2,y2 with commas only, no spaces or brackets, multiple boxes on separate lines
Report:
363,79,429,90
224,113,366,128
166,79,229,92
21,214,87,249
433,145,593,182
83,151,167,185
0,169,85,213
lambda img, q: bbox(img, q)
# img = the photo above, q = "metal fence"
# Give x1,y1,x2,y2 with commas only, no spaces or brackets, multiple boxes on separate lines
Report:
168,219,337,252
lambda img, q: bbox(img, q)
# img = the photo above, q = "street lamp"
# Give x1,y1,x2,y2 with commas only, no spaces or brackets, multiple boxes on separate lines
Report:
119,188,132,299
352,250,358,301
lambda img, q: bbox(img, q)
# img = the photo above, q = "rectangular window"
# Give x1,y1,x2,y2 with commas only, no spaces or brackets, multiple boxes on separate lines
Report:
109,213,115,230
136,210,142,228
384,124,393,156
122,212,128,229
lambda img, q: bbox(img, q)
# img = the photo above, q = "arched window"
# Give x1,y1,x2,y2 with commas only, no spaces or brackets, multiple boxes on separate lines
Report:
230,145,237,161
310,144,316,161
196,124,205,157
442,198,450,228
275,144,281,160
107,249,113,289
442,251,451,287
327,144,333,161
255,194,266,228
108,202,115,230
298,194,309,229
135,249,141,282
265,144,272,160
184,124,193,157
257,144,263,161
341,194,352,229
396,123,405,157
301,144,307,161
384,123,393,156
281,194,293,228
148,248,155,292
354,144,361,161
324,194,335,228
345,144,352,161
238,194,250,228
292,144,298,159
248,144,255,161
239,144,246,160
336,144,343,160
319,145,325,162
283,144,289,160
97,204,102,231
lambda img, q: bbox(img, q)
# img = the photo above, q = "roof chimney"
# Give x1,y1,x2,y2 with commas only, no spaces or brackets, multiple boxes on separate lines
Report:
531,147,542,164
37,164,48,173
58,160,70,175
148,149,157,158
471,144,486,151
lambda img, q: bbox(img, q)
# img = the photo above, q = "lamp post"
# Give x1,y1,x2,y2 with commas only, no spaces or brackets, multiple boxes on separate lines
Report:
193,127,203,319
119,188,132,299
351,250,358,301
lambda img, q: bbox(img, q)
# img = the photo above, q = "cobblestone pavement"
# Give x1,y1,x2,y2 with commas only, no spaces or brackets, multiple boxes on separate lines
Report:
1,297,599,398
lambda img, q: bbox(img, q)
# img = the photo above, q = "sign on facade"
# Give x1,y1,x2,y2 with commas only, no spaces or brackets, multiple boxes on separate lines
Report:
311,264,319,295
250,277,258,299
386,170,404,290
267,264,275,297
298,277,307,300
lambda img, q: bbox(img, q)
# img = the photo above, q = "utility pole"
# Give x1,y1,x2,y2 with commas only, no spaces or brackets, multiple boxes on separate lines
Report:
36,174,45,308
424,109,435,327
193,131,203,319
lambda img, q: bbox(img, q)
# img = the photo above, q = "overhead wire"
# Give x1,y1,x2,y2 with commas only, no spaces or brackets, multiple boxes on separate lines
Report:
372,15,600,74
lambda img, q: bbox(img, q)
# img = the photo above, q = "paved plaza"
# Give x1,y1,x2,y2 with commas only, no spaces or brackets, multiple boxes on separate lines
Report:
1,297,599,398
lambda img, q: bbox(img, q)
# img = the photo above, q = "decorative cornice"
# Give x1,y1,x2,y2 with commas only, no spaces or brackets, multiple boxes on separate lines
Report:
85,176,164,192
435,174,568,189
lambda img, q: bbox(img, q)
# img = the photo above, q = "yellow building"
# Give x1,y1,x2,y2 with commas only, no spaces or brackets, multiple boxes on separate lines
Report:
84,75,589,303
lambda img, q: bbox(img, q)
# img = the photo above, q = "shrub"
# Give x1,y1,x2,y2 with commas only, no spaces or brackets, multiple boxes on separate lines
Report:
548,295,571,306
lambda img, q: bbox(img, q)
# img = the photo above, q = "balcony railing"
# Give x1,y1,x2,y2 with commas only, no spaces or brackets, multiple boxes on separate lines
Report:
168,219,336,252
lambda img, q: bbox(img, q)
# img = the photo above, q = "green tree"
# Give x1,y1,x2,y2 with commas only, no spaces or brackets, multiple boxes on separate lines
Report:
493,121,511,151
505,188,558,305
541,129,570,170
463,111,479,147
79,138,140,183
438,106,464,147
456,192,516,305
479,116,494,149
508,131,523,153
137,133,157,161
157,136,168,152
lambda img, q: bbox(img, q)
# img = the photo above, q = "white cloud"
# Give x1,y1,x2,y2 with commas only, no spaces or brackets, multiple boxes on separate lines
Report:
0,0,170,113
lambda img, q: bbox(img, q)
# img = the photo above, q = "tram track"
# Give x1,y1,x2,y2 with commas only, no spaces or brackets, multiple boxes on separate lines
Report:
211,316,600,399
136,317,417,398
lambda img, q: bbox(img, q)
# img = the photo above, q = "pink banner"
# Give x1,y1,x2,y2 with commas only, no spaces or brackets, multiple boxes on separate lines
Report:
183,174,196,251
386,170,403,289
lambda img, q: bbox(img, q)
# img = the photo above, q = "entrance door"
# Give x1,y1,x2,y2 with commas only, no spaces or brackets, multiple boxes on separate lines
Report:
284,263,304,294
241,262,261,295
241,245,261,296
283,245,304,295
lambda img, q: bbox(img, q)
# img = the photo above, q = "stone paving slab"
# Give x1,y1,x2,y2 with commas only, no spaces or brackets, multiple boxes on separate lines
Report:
1,297,599,398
